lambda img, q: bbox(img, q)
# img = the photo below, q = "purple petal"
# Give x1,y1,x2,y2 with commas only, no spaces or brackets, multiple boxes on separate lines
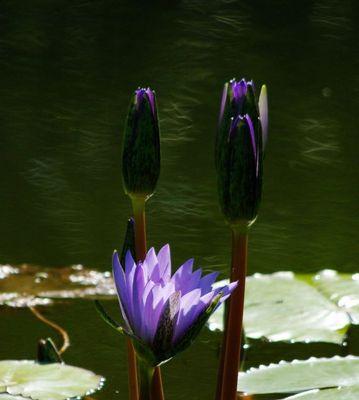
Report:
157,244,171,282
124,250,137,319
112,251,132,330
132,263,147,334
259,84,268,149
144,247,158,280
216,281,239,305
198,271,220,295
173,289,201,343
171,258,194,291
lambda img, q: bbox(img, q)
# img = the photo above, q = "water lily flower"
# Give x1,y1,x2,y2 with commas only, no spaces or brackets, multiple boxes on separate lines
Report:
112,244,237,366
122,87,160,199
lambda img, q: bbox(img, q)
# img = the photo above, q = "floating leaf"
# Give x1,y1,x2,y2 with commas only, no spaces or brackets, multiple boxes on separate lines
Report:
282,385,359,399
0,360,104,400
209,272,349,343
0,395,27,399
0,264,115,308
312,270,359,324
237,355,359,395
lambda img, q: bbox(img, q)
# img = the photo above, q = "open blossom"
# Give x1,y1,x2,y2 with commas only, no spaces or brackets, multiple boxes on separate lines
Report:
113,244,237,365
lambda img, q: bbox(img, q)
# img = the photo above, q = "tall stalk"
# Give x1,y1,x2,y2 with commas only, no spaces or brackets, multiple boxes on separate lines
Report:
216,226,248,400
132,195,165,400
139,360,155,400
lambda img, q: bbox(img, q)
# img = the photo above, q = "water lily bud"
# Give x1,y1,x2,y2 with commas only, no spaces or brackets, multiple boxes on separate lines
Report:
122,88,160,199
37,338,62,364
112,245,237,366
217,114,263,227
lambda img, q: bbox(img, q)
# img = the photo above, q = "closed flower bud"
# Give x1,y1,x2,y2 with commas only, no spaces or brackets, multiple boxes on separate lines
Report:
216,78,268,228
122,88,160,199
217,114,263,227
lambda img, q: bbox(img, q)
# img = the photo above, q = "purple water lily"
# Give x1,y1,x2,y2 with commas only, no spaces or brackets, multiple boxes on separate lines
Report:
113,244,237,364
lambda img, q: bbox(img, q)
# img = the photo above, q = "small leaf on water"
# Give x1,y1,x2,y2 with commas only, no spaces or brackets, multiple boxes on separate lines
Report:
0,360,104,400
237,355,359,395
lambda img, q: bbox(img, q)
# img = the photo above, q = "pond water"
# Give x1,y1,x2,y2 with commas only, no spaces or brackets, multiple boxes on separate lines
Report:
0,0,358,399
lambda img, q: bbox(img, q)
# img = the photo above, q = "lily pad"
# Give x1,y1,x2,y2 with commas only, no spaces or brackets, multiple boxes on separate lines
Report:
0,264,115,308
282,386,359,399
0,360,104,400
312,270,359,324
209,272,350,344
237,355,359,395
0,395,28,400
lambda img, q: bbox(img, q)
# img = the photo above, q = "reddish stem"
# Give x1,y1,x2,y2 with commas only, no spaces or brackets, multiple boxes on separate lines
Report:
132,195,165,400
217,228,248,400
127,339,140,400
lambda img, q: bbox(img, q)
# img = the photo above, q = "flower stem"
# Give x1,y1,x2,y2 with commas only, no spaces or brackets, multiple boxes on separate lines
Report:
131,195,165,400
139,361,155,400
216,227,248,400
127,340,140,400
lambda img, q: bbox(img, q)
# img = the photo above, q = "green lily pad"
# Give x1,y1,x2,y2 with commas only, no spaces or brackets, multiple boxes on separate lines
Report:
209,272,350,343
237,355,359,395
0,395,28,400
312,270,359,324
0,264,115,308
282,385,359,399
0,360,104,400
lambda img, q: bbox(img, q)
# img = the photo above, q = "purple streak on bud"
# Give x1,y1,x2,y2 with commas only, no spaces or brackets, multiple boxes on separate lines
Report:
145,88,156,115
135,87,156,117
244,114,258,176
230,78,247,101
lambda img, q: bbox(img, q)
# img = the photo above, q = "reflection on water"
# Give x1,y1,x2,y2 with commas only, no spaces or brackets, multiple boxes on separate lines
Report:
0,0,358,398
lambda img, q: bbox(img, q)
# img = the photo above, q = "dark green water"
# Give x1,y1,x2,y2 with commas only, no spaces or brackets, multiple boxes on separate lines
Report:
0,0,358,398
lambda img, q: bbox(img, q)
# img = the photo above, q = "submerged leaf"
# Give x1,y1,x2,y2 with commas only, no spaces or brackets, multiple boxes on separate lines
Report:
0,360,104,400
209,272,350,343
237,355,359,395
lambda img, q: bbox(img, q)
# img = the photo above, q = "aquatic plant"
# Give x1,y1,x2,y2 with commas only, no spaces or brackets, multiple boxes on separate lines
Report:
112,245,237,399
215,78,268,400
122,87,163,400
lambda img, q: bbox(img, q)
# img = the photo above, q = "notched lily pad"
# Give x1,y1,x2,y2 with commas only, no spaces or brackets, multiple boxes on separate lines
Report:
312,270,359,324
237,355,359,395
0,264,115,308
209,272,350,344
0,360,104,400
